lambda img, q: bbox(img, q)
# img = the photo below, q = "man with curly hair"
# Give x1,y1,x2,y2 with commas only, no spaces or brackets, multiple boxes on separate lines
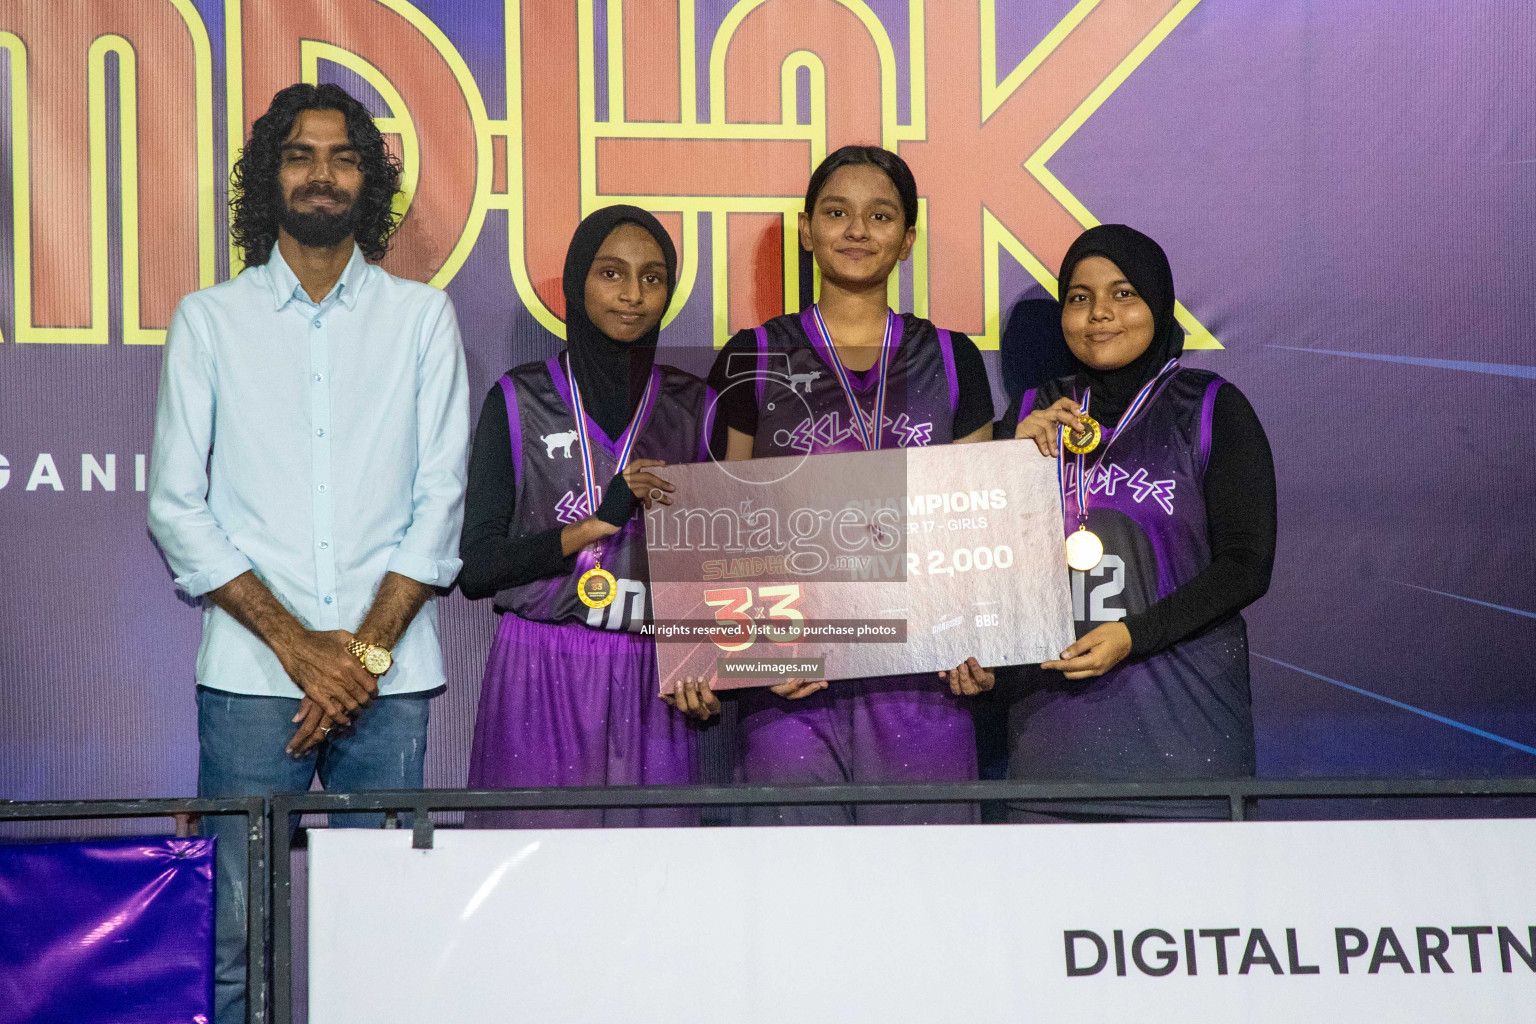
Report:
148,83,468,1024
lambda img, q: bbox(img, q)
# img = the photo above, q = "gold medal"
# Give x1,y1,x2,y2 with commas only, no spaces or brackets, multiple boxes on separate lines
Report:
577,560,618,609
1065,526,1104,572
1063,414,1101,455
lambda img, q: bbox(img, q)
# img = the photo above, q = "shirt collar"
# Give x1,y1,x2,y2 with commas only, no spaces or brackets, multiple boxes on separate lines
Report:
264,242,369,311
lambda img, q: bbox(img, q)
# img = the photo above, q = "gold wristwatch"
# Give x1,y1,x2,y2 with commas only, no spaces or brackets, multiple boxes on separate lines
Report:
346,639,393,677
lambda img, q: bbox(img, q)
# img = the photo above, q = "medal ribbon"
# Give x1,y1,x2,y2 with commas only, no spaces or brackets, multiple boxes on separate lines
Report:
1057,358,1180,529
564,354,660,520
808,303,897,451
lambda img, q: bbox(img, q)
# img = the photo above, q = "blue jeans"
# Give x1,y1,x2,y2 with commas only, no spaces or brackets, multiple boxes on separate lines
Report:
196,685,431,1024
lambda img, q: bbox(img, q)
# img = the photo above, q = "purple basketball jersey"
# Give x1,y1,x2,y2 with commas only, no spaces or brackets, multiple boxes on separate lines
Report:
728,310,979,822
1010,368,1254,801
491,355,714,631
741,310,960,457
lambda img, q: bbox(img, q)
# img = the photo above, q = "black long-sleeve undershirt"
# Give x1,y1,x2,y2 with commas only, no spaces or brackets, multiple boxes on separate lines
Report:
457,387,573,600
1000,382,1277,658
458,380,712,601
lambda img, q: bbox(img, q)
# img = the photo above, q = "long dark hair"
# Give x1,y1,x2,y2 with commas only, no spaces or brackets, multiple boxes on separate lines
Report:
229,83,403,266
803,145,919,230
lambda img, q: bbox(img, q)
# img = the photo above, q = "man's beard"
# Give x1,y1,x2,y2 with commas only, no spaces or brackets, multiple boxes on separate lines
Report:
279,185,360,248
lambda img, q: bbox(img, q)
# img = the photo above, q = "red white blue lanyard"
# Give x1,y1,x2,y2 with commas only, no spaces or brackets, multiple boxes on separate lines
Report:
808,303,897,451
565,354,658,517
1057,359,1179,528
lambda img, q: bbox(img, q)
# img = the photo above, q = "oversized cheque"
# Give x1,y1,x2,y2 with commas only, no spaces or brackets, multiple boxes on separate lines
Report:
646,439,1074,691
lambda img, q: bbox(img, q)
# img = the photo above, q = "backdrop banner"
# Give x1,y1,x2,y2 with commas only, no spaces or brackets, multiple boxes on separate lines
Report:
309,821,1536,1023
1,2,1533,806
0,836,215,1024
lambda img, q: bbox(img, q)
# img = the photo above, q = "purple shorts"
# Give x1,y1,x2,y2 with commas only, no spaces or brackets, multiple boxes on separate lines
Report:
467,613,698,827
737,673,978,825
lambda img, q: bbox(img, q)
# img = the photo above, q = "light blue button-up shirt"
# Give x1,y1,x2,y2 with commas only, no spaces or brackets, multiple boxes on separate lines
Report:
149,245,469,697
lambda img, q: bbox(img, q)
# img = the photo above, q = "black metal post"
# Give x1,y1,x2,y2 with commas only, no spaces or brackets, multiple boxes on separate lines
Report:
271,793,294,1024
244,803,269,1024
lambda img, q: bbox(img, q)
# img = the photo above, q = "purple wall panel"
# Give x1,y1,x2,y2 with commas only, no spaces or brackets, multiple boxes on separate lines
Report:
0,837,214,1022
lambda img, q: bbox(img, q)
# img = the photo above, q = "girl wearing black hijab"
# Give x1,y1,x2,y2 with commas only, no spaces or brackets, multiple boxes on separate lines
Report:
1001,224,1276,820
458,205,716,826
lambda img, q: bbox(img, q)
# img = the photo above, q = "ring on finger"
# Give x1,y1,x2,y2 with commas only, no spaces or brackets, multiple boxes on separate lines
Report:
649,487,664,501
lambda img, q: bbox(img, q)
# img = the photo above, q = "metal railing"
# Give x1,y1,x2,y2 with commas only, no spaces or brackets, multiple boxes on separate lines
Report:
7,780,1536,1024
268,776,1536,1024
0,796,270,1024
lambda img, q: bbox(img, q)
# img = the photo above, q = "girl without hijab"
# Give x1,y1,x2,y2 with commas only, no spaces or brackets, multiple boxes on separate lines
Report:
458,205,718,827
700,146,997,825
1003,224,1277,820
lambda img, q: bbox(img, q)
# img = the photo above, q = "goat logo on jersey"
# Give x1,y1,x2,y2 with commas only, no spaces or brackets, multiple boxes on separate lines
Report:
541,430,580,459
788,370,822,393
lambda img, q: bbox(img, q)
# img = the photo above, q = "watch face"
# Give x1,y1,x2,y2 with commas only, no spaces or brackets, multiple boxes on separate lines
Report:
363,647,392,675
